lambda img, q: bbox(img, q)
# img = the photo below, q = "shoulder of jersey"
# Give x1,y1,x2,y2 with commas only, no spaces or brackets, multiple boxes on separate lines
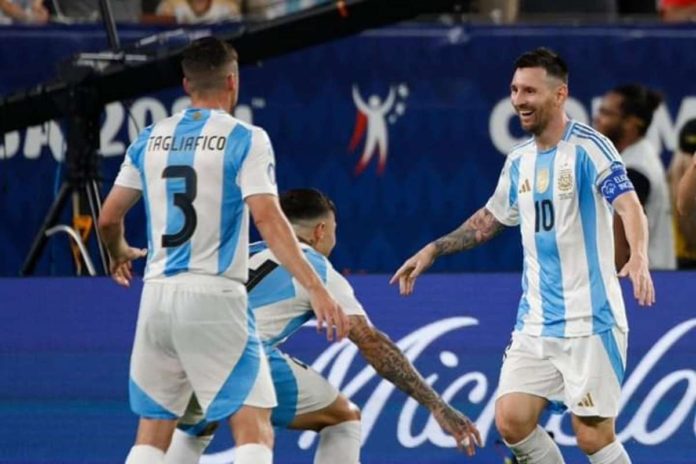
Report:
508,137,535,159
566,121,619,160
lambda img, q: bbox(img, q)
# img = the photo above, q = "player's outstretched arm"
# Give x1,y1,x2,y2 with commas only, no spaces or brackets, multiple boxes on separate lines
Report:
390,207,505,295
613,192,655,306
677,154,696,218
247,193,350,341
98,186,147,287
348,315,481,456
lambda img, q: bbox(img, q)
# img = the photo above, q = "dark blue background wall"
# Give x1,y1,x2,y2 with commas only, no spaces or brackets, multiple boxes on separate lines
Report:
1,24,696,276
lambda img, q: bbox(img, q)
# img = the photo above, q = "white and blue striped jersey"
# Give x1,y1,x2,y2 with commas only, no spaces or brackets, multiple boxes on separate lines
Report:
486,121,629,338
114,108,278,283
247,241,367,349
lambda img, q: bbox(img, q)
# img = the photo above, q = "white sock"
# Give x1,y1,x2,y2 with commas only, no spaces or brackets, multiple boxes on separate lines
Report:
235,443,273,464
125,444,164,464
505,425,565,464
588,440,631,464
314,420,361,464
164,429,213,464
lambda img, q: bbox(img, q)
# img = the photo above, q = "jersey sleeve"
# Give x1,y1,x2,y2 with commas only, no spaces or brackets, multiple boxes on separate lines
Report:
576,135,635,204
485,155,520,226
326,265,367,318
114,127,152,190
239,127,278,199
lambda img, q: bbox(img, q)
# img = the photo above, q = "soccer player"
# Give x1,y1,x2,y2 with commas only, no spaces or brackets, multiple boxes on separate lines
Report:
98,38,349,464
593,84,676,270
391,48,654,464
165,188,481,463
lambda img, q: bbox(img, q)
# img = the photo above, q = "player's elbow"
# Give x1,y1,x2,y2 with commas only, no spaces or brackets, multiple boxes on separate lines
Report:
97,211,120,235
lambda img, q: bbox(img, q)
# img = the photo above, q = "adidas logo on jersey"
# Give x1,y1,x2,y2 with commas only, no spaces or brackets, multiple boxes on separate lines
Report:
577,392,595,408
519,178,532,194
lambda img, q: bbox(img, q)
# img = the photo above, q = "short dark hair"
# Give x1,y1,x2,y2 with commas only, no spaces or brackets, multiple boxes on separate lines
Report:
280,189,336,223
514,47,569,84
679,118,696,154
611,84,663,136
181,37,238,92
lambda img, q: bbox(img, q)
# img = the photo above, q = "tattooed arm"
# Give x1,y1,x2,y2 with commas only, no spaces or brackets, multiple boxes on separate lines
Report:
348,315,481,455
390,207,506,295
431,207,506,256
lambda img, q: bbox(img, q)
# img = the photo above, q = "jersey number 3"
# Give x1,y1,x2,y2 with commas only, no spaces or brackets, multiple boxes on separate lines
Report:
162,165,198,247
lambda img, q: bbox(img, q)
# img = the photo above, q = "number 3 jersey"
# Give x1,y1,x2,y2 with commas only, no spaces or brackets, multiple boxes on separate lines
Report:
486,121,634,338
114,108,278,284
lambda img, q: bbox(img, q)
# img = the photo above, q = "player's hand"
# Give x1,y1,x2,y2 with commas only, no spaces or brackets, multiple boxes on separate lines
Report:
390,243,437,296
308,286,350,342
433,404,482,457
109,246,147,287
618,253,655,306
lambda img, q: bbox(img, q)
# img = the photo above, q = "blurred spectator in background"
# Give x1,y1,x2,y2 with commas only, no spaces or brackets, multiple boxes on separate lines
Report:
519,0,617,17
475,0,519,23
669,119,696,268
52,0,140,22
594,84,676,270
677,143,696,234
245,0,329,20
0,0,49,23
659,0,696,21
155,0,239,23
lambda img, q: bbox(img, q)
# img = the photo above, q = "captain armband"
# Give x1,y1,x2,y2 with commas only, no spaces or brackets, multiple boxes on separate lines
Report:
599,162,635,203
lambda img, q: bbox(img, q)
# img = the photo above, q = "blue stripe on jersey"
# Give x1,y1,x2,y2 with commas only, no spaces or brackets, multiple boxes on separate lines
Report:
249,266,296,309
268,348,299,427
127,125,155,273
599,330,625,384
576,147,616,333
562,120,575,141
249,241,268,257
509,157,521,208
572,125,619,163
163,109,211,276
218,124,253,274
263,312,314,348
515,258,530,331
533,148,566,337
207,305,261,421
129,378,177,419
128,124,154,170
305,248,329,283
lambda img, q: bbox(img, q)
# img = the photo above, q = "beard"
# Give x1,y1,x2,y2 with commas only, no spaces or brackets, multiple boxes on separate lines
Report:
519,107,550,136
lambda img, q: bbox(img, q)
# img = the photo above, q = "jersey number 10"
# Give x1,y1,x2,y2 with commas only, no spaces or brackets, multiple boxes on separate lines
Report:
534,200,555,232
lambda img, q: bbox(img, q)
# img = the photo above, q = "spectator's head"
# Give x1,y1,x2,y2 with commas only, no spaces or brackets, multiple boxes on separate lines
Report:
280,189,337,257
187,0,213,17
594,84,663,150
181,37,239,111
679,118,696,156
511,48,569,136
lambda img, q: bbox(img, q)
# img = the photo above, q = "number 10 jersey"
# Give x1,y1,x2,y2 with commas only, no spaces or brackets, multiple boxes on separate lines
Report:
486,121,631,338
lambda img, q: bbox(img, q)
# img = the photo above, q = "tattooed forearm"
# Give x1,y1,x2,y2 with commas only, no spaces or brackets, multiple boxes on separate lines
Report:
432,207,505,257
349,316,443,411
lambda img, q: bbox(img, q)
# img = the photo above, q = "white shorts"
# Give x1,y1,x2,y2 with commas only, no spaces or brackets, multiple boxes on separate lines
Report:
179,347,339,433
129,279,276,421
496,328,627,418
267,347,340,427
